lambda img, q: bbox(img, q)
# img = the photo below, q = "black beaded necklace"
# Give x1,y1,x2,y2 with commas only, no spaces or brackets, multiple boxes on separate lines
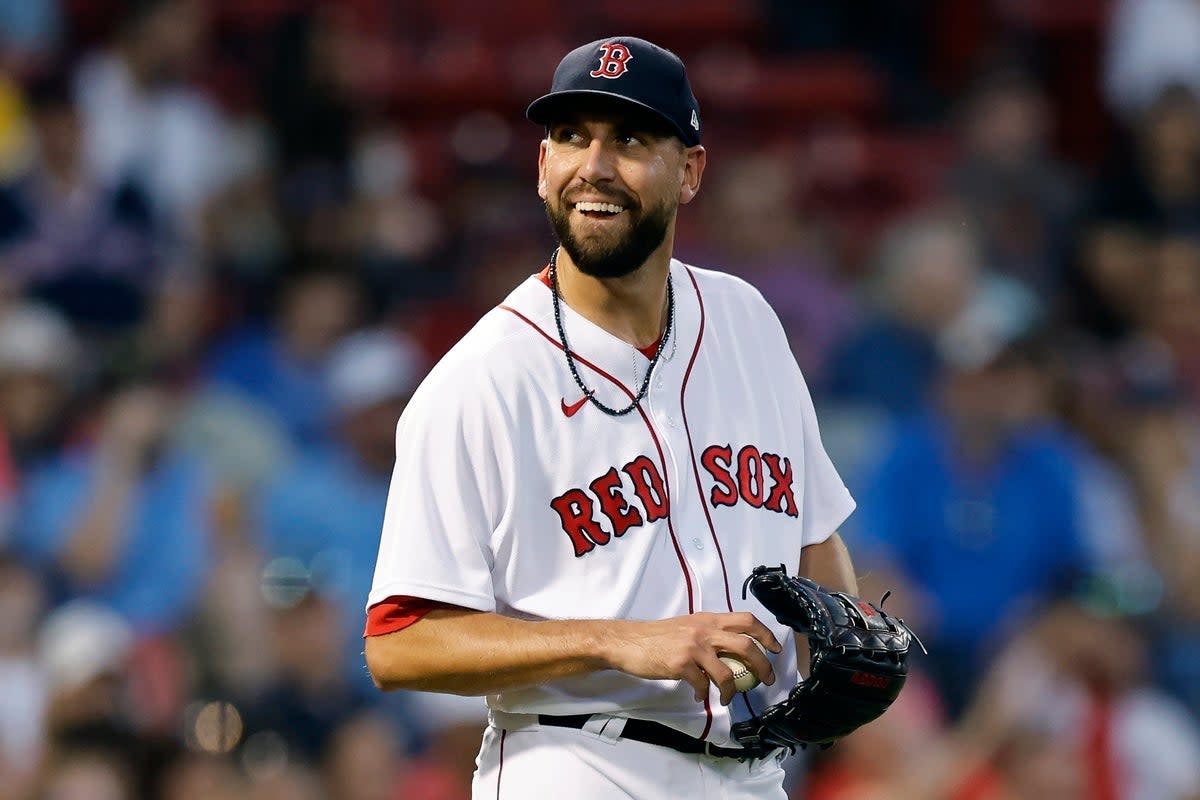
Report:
548,246,675,417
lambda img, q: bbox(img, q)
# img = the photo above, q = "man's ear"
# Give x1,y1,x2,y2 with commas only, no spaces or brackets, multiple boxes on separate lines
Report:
678,145,706,205
537,139,549,201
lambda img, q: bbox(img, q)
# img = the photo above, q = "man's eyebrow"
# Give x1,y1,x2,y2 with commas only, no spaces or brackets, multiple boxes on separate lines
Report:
546,115,676,144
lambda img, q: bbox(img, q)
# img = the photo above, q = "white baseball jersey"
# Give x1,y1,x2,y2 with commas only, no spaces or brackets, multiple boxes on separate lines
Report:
368,258,855,747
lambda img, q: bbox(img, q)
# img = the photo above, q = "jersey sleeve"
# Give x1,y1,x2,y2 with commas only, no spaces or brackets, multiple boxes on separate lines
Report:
791,357,857,547
749,284,856,547
366,362,510,613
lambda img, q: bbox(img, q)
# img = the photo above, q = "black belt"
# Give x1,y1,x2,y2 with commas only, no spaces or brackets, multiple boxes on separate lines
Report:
537,714,768,760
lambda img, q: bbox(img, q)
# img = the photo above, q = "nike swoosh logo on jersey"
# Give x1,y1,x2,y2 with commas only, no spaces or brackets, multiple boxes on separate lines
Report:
561,395,589,417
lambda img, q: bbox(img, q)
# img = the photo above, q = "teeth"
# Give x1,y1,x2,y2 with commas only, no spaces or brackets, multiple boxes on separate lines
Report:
575,202,625,214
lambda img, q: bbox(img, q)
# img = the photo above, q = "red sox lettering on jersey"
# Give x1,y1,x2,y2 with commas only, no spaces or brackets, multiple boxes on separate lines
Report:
699,445,798,518
552,446,798,557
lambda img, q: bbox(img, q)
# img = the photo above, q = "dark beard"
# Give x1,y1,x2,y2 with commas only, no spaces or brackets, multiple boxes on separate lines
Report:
545,198,674,279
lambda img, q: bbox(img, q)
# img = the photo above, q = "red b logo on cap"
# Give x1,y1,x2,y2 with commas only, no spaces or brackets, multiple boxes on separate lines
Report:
590,43,633,79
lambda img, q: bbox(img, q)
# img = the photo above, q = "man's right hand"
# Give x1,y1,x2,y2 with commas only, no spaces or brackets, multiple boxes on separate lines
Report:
601,612,782,706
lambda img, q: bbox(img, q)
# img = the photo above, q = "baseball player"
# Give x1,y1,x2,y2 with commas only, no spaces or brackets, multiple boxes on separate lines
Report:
365,37,862,799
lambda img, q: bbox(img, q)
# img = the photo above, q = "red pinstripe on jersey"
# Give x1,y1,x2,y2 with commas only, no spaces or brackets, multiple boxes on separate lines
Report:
498,297,712,732
674,266,733,739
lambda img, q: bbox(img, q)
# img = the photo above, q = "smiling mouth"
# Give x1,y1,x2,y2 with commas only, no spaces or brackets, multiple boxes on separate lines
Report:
572,200,628,219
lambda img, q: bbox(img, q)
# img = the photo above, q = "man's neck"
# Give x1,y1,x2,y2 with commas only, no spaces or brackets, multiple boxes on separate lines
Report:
554,248,672,349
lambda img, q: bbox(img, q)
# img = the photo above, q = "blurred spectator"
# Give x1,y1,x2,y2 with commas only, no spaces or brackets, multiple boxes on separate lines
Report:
201,120,285,294
238,591,375,766
802,673,954,800
1090,85,1200,233
0,553,47,799
73,0,232,228
978,600,1200,800
392,694,487,800
1051,340,1161,615
855,326,1089,715
37,743,137,800
359,184,447,310
0,67,162,331
178,394,292,706
806,597,1200,800
255,329,423,675
29,602,174,798
694,151,855,383
985,732,1088,800
1145,230,1200,403
37,601,134,735
172,389,292,501
203,262,365,449
1065,222,1155,345
157,752,248,800
1106,0,1200,120
12,382,214,633
323,711,404,800
827,213,1038,418
131,271,216,386
245,763,328,800
826,214,975,416
803,660,1090,800
1122,355,1200,719
0,303,78,543
948,66,1080,292
406,232,544,363
264,8,358,258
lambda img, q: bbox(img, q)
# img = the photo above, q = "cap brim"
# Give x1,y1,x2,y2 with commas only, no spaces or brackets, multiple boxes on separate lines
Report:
526,90,696,146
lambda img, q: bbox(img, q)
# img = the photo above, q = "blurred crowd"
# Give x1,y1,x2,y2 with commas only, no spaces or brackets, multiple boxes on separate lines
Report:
1,0,1200,798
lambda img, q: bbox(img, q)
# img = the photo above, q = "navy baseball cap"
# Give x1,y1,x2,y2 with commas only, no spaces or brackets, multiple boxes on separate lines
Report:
527,37,701,147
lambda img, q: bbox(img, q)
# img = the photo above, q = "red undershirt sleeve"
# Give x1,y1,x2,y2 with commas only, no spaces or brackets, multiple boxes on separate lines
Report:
364,595,449,637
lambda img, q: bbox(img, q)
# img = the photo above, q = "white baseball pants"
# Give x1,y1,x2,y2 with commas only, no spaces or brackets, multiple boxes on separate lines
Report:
473,712,788,799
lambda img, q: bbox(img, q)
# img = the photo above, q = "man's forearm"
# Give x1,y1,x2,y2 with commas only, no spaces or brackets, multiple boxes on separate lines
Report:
799,531,858,595
365,605,782,703
365,607,614,694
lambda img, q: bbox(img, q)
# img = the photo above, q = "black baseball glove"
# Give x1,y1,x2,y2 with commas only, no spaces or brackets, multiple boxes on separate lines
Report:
732,565,921,755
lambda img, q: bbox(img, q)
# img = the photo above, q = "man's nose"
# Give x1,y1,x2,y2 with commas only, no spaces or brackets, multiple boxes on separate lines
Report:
577,139,617,184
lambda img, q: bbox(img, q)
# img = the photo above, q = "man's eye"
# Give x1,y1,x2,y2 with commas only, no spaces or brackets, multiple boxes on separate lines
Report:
619,135,643,146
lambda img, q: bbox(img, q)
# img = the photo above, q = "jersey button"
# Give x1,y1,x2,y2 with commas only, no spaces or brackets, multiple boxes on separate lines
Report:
692,537,704,550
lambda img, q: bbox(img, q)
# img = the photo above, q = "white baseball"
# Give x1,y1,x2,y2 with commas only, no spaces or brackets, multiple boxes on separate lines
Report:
718,636,770,693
